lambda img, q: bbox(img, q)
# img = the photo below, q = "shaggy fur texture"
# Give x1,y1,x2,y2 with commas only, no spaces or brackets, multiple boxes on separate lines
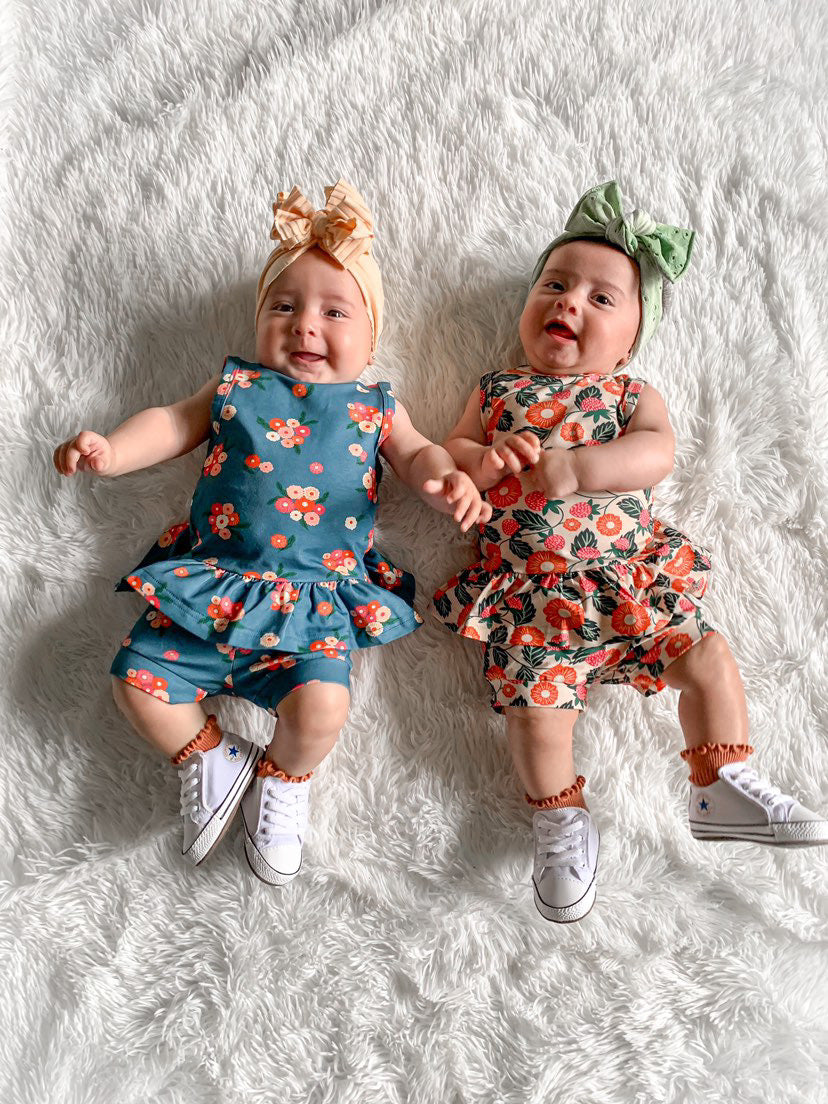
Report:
3,2,828,1101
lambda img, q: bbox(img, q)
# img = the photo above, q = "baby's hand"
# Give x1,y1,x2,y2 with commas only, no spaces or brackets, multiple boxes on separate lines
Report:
53,431,115,476
530,449,579,498
422,471,494,532
481,431,541,482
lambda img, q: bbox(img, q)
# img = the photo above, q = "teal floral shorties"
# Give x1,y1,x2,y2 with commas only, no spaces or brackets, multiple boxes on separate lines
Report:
111,357,423,711
111,605,351,712
431,369,716,712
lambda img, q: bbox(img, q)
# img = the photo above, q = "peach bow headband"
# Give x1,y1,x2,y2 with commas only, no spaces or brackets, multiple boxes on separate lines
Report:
255,179,384,349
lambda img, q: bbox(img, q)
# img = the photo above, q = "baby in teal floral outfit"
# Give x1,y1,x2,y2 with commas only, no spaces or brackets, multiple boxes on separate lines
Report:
54,179,490,884
431,181,828,924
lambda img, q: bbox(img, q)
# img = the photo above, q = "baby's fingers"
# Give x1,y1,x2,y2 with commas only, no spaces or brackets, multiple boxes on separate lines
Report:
495,445,524,474
513,432,542,464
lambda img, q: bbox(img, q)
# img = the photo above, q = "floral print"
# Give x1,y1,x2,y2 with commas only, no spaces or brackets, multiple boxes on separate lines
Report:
431,369,715,712
116,357,421,654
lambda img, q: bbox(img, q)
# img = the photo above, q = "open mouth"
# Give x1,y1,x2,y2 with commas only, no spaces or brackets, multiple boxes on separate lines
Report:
545,320,577,341
290,351,326,363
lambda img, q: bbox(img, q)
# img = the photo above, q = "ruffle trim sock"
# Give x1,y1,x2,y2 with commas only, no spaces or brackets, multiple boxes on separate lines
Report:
170,714,222,766
258,758,314,784
526,774,587,810
680,741,754,787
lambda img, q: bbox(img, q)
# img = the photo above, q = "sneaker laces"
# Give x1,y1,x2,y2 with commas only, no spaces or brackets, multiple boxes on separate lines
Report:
726,764,796,819
535,809,590,877
178,757,202,821
260,779,310,843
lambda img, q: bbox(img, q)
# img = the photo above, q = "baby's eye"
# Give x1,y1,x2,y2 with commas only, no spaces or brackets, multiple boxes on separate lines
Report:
326,309,346,319
545,281,564,291
270,302,293,313
593,294,612,306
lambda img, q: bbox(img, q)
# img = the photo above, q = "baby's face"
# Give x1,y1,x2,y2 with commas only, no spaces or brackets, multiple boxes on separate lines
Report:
255,247,374,383
519,240,641,376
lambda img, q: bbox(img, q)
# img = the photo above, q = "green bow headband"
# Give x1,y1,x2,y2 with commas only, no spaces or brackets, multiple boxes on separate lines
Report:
528,181,695,360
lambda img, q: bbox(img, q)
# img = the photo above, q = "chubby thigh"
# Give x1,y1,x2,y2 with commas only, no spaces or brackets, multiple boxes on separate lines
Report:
110,607,351,712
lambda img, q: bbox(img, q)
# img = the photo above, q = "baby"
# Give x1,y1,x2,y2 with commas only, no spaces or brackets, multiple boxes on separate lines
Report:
432,181,828,923
54,179,490,885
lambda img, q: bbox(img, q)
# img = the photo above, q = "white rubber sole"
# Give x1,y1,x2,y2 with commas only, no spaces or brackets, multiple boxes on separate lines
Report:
690,819,828,847
533,878,596,924
183,745,262,865
243,832,302,886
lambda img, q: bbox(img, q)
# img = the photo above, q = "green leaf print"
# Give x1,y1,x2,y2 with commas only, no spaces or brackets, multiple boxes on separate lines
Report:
496,410,514,433
491,646,510,670
512,509,559,533
521,645,549,667
488,625,509,645
508,537,535,562
592,420,617,444
512,593,537,627
616,495,648,521
434,592,451,619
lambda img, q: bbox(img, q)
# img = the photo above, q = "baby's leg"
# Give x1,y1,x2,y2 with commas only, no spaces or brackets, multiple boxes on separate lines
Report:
660,631,749,750
505,706,585,807
111,677,209,758
265,682,350,776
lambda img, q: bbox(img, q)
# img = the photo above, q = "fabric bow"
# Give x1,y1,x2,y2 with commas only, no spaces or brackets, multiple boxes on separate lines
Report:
270,180,375,269
562,181,693,283
527,180,696,362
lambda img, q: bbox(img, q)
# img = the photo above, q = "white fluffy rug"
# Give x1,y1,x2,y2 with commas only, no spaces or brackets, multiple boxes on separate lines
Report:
3,2,828,1101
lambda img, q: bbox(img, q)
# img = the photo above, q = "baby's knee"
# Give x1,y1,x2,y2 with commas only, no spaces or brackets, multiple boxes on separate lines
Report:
277,682,350,739
665,631,731,690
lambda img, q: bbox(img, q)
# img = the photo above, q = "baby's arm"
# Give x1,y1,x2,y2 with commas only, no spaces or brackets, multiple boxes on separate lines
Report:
534,383,676,496
379,402,492,532
54,375,221,478
443,390,541,491
545,384,675,496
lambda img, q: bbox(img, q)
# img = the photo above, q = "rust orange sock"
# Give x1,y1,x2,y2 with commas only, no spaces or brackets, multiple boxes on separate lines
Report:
680,741,754,787
526,774,588,810
170,714,222,766
258,758,313,783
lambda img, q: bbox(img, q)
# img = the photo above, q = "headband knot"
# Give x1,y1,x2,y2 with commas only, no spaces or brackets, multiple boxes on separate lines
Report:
257,179,384,349
527,181,696,361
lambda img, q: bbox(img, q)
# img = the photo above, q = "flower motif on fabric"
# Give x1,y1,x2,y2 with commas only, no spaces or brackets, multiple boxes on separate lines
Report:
347,402,383,436
270,484,328,528
245,454,274,474
124,667,171,702
218,366,263,393
203,443,228,477
374,560,403,589
308,636,348,659
352,600,394,637
348,441,369,465
323,549,358,577
208,502,249,542
158,522,187,548
258,414,316,452
270,581,300,613
125,575,165,609
206,595,245,633
362,467,378,503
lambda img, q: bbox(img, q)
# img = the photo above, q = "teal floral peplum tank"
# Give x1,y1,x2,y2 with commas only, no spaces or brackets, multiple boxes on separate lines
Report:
116,357,423,651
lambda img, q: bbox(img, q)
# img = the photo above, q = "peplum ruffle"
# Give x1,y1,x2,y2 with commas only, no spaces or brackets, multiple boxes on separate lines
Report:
116,524,422,651
431,519,712,652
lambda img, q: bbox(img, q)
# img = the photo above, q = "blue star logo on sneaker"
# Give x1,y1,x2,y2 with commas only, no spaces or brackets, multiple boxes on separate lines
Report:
696,796,712,817
225,743,241,761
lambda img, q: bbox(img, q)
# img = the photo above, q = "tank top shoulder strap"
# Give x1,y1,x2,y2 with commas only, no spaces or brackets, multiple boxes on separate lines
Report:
617,374,648,431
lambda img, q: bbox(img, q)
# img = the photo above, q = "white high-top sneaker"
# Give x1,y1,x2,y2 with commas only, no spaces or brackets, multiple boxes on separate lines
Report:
689,761,828,846
532,807,600,924
177,732,262,865
242,772,312,885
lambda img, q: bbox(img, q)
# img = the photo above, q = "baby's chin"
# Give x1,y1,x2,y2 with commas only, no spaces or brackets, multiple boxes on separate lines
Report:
257,353,367,384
